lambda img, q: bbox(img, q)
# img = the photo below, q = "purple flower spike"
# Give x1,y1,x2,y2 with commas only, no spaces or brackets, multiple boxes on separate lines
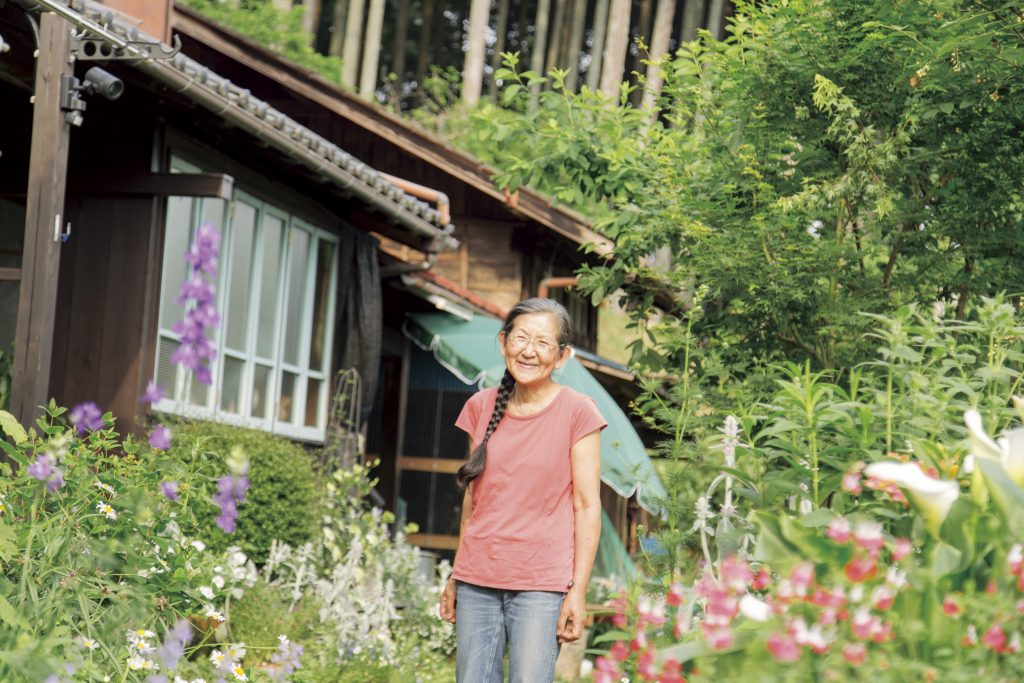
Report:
160,481,180,501
69,402,104,436
212,473,248,533
141,380,164,405
149,425,172,451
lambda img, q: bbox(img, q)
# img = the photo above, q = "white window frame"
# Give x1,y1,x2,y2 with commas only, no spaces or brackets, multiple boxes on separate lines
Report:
153,157,339,443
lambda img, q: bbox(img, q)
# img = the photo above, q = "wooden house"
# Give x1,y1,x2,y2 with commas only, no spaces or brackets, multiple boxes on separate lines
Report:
1,0,663,566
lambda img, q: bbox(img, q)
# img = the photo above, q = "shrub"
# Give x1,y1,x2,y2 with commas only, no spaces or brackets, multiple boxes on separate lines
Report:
168,420,321,564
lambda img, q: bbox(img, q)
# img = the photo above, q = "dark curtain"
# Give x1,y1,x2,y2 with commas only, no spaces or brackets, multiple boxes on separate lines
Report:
333,227,382,425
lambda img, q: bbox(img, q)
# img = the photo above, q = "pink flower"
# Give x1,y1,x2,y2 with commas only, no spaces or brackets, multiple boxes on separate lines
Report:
1008,544,1023,575
942,595,960,616
790,562,815,596
637,648,657,681
871,621,894,644
842,470,863,495
890,537,913,562
871,586,895,611
751,567,772,591
766,632,800,662
594,656,620,683
609,640,629,661
704,626,734,650
667,582,685,607
853,522,885,553
721,555,754,592
983,624,1007,652
842,642,867,666
827,518,852,544
630,629,648,652
659,657,685,683
844,555,878,583
851,608,879,640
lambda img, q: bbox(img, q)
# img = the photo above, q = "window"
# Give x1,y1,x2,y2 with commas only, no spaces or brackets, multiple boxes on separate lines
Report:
153,157,339,442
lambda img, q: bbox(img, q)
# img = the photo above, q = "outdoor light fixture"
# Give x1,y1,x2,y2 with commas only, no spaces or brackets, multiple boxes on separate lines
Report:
59,66,123,127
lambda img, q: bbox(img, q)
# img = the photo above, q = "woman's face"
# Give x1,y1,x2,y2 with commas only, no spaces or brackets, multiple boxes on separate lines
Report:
499,312,570,387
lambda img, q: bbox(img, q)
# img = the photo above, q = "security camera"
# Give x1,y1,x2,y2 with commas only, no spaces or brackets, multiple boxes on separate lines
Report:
82,67,124,101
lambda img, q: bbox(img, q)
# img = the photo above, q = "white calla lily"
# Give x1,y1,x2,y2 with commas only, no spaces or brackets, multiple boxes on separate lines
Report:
964,409,1024,487
863,461,959,536
739,594,772,622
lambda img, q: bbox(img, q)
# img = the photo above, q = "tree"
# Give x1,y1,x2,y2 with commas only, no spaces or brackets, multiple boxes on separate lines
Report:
600,0,632,98
586,0,611,91
341,0,365,86
358,0,386,97
462,0,491,104
642,0,676,112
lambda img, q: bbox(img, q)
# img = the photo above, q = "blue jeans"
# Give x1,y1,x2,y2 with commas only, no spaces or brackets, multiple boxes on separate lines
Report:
455,581,564,683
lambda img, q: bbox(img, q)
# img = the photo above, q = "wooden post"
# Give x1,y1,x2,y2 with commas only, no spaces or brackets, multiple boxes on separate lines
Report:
11,12,73,426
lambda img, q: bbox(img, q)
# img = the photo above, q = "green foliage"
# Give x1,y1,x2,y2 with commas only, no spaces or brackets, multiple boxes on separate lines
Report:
178,0,344,83
445,1,1024,380
169,420,321,565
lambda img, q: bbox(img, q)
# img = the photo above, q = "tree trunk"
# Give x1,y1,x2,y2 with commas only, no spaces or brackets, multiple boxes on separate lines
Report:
632,0,652,79
341,0,366,86
563,0,589,91
586,0,610,91
329,0,348,57
544,0,568,76
414,0,437,87
680,0,704,42
600,0,632,98
462,0,491,105
301,0,322,37
359,0,386,98
391,0,409,81
642,0,676,112
488,0,512,100
529,0,552,106
707,0,725,39
270,0,291,11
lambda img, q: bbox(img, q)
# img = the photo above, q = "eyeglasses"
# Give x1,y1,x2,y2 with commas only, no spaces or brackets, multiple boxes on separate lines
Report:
506,332,564,355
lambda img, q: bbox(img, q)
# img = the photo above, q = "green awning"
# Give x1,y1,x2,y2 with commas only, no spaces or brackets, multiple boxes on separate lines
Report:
403,312,667,515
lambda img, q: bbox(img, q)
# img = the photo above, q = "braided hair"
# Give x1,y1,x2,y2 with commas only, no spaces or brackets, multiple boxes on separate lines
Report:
456,298,572,489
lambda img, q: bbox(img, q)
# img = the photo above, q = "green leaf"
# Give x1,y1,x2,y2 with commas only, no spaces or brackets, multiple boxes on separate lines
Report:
0,520,17,564
0,593,29,631
0,411,26,445
976,457,1024,534
929,542,962,579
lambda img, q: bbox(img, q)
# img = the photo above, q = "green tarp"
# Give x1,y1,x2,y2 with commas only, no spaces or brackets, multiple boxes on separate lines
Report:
403,312,667,516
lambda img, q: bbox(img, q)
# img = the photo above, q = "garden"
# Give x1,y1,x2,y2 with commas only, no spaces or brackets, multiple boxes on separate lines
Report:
5,0,1024,680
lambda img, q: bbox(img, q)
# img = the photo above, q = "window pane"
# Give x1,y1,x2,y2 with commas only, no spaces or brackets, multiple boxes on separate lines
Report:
251,364,271,419
283,229,310,366
160,197,194,330
278,371,297,423
305,378,322,427
220,355,245,414
155,336,180,400
256,216,284,359
189,369,209,408
225,201,257,351
200,198,226,232
308,241,334,373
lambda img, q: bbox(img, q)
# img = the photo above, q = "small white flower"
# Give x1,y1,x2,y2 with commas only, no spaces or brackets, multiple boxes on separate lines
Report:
79,636,99,650
96,502,117,520
199,585,215,600
226,642,247,660
190,540,206,552
0,493,8,515
94,480,116,495
231,663,248,681
211,575,225,589
210,649,227,667
204,606,225,622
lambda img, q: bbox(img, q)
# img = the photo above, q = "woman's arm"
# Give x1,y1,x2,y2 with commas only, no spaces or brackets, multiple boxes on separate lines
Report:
439,484,473,623
557,429,602,643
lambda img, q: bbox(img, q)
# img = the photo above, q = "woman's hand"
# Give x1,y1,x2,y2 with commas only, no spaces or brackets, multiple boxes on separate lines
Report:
439,579,457,623
556,587,586,643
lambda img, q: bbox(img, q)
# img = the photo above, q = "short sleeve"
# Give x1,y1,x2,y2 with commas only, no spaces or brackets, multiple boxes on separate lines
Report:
455,391,483,437
570,394,607,446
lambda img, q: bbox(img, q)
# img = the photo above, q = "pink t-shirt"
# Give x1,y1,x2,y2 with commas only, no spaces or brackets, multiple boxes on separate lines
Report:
452,385,606,592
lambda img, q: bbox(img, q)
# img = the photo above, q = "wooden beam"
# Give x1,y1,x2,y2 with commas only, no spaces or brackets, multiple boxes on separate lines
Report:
11,12,73,426
0,268,21,282
67,172,234,199
399,456,464,474
407,533,459,550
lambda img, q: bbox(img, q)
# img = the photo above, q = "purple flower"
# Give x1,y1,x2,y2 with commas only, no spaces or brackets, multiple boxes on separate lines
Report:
149,425,172,451
160,481,180,501
194,364,212,386
184,223,221,275
155,619,193,672
172,224,221,387
28,454,64,492
140,380,164,405
69,402,104,435
269,635,304,680
213,474,248,533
